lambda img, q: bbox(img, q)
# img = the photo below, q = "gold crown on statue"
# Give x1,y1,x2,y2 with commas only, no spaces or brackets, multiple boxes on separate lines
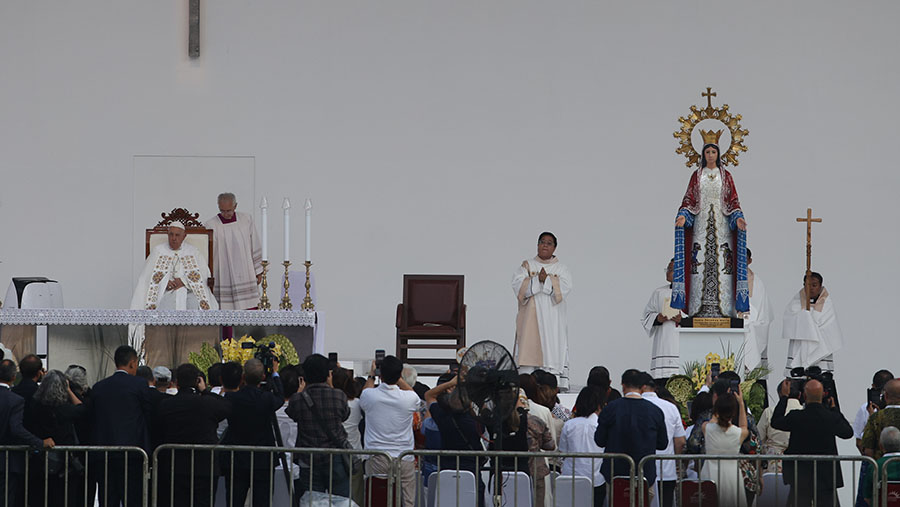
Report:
699,129,723,146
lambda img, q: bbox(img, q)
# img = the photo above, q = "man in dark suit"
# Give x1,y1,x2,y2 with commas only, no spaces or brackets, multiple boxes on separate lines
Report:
88,345,152,507
136,364,169,452
0,359,54,506
771,378,854,507
12,354,43,406
595,369,668,496
221,358,283,507
156,363,232,507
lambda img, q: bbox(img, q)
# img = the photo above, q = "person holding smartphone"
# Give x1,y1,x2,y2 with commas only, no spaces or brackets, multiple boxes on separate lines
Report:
359,355,422,507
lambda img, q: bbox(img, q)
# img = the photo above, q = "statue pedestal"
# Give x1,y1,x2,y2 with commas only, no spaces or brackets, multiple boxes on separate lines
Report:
678,327,748,371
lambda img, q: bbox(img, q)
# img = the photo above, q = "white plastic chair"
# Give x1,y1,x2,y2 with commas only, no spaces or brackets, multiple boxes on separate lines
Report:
429,469,478,507
488,471,533,507
758,472,791,507
272,469,294,506
553,475,593,507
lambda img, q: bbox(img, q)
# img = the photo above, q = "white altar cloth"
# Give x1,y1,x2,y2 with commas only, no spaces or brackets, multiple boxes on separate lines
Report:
678,327,748,372
0,308,324,357
0,308,314,326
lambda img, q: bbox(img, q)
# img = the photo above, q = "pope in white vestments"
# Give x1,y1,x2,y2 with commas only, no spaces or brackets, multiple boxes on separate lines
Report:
513,232,572,389
783,272,842,376
642,260,686,379
129,222,218,359
204,193,262,310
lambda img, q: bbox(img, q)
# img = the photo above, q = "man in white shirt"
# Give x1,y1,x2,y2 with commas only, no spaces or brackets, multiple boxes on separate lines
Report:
359,355,423,507
854,370,894,452
849,371,893,507
640,372,685,507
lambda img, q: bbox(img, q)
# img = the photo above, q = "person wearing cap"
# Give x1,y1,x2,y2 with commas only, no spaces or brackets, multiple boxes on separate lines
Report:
153,366,178,395
130,222,219,364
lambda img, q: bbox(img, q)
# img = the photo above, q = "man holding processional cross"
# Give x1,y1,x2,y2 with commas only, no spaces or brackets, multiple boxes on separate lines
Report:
783,208,843,376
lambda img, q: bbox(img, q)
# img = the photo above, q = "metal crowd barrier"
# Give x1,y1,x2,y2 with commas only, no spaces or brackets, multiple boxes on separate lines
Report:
879,455,900,507
1,445,893,507
637,454,877,507
0,445,148,507
152,444,393,507
398,449,636,507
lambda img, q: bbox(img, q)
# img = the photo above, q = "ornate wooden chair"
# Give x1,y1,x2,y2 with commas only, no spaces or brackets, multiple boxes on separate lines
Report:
395,274,465,374
145,208,214,290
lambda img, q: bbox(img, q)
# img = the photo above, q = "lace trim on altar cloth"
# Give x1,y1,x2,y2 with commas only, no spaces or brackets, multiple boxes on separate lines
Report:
0,309,316,326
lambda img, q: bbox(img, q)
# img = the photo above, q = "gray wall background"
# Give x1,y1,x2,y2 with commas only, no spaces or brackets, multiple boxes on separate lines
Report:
2,4,897,477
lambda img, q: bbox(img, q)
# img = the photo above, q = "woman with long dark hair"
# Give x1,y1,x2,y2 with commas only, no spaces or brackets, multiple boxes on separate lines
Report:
25,369,87,507
586,366,621,410
425,376,487,507
701,390,749,507
558,386,606,505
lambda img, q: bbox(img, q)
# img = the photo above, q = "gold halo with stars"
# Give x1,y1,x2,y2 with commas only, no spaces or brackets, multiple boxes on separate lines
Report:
673,87,749,167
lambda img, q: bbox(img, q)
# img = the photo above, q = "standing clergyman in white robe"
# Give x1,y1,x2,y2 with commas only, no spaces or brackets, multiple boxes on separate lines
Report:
783,271,842,376
739,248,774,374
129,222,218,359
513,232,572,390
642,259,686,379
204,192,262,310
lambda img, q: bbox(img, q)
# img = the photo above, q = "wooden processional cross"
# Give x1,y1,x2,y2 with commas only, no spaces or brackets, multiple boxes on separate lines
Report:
189,0,200,58
796,208,822,310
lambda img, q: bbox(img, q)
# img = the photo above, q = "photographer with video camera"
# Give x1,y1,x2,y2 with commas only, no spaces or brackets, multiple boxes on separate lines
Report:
770,377,853,507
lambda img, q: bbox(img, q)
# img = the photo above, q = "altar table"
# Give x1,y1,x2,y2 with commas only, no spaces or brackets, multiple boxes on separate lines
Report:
0,309,324,382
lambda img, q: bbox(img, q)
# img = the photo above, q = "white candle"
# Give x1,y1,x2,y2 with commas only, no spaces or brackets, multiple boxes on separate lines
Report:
305,199,312,262
283,198,291,263
260,196,268,262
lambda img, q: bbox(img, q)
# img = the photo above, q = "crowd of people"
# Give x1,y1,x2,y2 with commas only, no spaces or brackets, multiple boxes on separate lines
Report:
1,345,899,507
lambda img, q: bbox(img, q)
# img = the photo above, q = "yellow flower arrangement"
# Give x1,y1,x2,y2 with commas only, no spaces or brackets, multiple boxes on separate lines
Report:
689,352,736,391
221,335,256,363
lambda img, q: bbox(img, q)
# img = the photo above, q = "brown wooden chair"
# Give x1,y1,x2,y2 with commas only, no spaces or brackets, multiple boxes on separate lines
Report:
395,275,465,375
145,207,215,290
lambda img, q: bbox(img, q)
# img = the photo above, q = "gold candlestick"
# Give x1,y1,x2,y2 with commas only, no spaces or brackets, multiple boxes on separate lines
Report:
279,261,293,310
258,260,271,310
301,261,315,311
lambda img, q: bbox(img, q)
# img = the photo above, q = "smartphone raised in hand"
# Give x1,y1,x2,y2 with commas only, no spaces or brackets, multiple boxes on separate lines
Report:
868,388,883,407
710,363,720,382
374,349,385,377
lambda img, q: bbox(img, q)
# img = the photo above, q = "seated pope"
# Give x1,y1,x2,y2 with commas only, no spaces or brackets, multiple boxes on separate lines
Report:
130,221,219,311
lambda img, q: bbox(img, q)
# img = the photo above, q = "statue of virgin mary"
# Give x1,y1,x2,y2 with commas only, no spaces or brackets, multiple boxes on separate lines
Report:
671,130,749,318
